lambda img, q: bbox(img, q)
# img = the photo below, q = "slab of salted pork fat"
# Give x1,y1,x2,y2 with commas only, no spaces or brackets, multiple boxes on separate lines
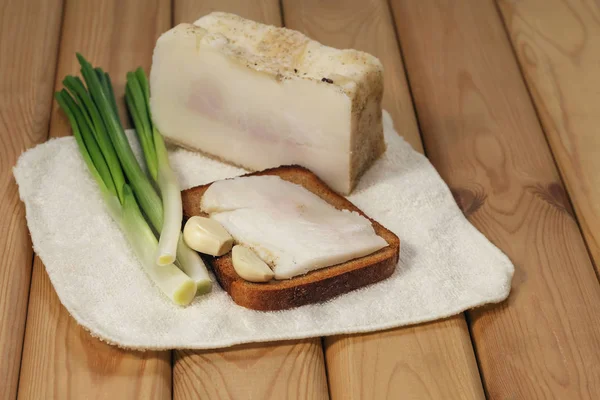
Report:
150,12,385,194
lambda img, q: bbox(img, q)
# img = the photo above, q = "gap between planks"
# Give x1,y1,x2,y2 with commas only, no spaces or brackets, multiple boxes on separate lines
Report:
391,0,600,398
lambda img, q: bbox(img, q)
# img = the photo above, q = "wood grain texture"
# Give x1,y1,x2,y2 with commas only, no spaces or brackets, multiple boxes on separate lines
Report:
325,318,484,400
0,0,63,398
282,1,484,399
172,1,328,399
174,0,281,26
17,1,172,398
391,0,600,398
497,0,600,275
175,340,327,400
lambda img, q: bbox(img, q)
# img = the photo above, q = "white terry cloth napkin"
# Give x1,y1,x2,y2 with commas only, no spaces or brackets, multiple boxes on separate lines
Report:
14,111,514,350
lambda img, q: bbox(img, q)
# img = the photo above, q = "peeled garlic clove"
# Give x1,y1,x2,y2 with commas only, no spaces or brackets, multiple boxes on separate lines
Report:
183,216,234,256
231,245,274,283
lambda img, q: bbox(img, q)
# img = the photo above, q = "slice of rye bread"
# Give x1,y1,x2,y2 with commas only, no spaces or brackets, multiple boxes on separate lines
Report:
181,165,400,311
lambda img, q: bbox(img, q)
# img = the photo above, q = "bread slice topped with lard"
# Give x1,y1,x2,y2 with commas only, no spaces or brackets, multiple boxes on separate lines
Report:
151,13,398,309
181,167,400,311
150,12,385,195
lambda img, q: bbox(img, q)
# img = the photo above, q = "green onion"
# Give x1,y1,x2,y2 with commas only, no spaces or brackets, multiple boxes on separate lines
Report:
125,73,157,180
77,54,176,265
63,75,126,203
176,234,212,295
76,53,164,232
120,185,197,305
125,69,179,265
57,90,116,200
72,54,211,292
55,88,197,306
125,67,211,291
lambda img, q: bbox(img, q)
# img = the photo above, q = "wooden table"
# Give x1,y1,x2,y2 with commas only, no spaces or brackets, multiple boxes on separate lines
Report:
2,0,600,398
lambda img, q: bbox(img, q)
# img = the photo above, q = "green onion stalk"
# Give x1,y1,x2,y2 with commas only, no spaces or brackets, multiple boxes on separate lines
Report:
124,66,212,292
74,54,210,292
56,53,212,303
55,88,196,306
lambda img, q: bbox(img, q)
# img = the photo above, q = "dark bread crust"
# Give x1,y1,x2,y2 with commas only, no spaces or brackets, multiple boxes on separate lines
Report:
182,165,400,311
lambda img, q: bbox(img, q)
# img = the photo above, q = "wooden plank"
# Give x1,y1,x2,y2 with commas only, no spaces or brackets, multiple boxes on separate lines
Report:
175,340,327,399
17,1,172,398
0,1,63,398
174,0,282,27
172,1,329,399
324,318,483,400
390,0,600,398
282,1,485,399
497,0,600,274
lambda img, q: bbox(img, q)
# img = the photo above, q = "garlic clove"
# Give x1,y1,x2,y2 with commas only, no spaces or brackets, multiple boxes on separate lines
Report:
183,216,234,256
231,245,274,283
